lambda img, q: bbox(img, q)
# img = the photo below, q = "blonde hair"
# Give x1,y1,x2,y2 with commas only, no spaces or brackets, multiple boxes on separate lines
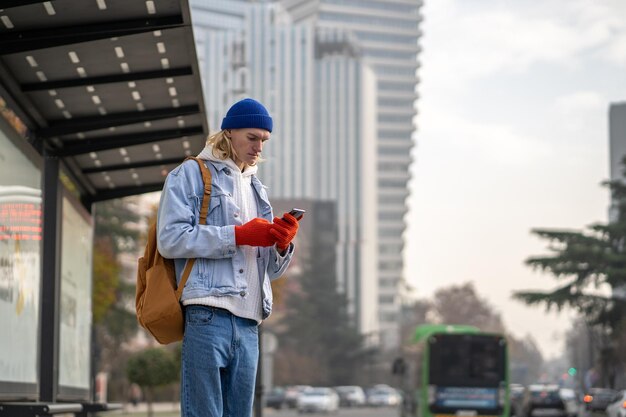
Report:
205,129,265,165
206,130,234,160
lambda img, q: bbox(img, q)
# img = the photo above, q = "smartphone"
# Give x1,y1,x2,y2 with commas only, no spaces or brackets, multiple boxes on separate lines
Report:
287,208,306,220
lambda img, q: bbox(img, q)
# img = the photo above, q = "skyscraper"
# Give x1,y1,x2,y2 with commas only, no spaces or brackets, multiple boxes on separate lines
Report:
278,0,423,349
190,0,380,340
609,103,626,222
608,104,626,317
609,103,626,182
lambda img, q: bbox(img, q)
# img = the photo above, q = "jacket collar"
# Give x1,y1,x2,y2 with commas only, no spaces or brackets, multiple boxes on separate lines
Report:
198,145,258,177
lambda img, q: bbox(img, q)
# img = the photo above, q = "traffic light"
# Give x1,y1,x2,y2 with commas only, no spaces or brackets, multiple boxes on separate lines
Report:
568,367,577,376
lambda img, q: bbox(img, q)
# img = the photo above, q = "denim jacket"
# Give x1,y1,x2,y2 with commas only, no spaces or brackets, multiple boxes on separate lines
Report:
156,158,293,319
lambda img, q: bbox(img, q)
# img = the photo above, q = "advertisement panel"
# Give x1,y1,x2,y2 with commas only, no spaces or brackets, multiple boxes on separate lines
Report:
58,195,93,396
435,387,499,409
0,129,41,397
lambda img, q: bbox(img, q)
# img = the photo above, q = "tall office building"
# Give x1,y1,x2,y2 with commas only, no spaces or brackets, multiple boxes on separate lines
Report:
609,103,626,182
609,103,626,303
190,1,380,340
278,0,422,349
609,103,626,222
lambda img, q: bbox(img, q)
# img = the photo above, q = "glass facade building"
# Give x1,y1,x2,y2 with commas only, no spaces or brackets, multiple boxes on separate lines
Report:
190,1,381,340
279,0,422,349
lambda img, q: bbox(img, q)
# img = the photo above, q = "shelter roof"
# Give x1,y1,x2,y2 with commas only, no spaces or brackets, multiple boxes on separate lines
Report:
0,0,208,203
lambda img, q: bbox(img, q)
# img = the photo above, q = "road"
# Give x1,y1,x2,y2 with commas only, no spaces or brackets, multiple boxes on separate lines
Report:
264,407,401,417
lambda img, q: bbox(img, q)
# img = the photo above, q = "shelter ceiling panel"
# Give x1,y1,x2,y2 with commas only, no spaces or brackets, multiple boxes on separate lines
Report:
73,134,205,169
2,28,189,82
24,76,198,120
86,162,180,190
0,1,181,32
0,0,208,203
57,113,205,141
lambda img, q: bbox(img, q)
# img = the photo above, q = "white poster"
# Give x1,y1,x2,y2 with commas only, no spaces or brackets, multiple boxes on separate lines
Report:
0,130,42,385
58,196,93,390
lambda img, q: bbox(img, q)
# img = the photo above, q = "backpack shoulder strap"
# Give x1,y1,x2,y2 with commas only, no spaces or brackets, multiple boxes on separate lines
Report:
184,156,212,225
176,156,213,298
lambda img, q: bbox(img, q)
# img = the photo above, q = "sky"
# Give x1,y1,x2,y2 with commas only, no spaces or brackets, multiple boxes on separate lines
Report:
404,0,626,360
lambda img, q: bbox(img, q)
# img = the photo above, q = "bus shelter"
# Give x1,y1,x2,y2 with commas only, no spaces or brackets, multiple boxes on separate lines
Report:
0,0,207,414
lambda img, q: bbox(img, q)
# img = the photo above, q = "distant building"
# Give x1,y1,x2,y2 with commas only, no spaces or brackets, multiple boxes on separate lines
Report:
278,0,423,350
258,199,337,388
269,199,338,312
191,1,380,342
609,103,626,182
609,102,626,304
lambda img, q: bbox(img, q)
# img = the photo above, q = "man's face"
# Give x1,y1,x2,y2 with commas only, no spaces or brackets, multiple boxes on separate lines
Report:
228,128,270,168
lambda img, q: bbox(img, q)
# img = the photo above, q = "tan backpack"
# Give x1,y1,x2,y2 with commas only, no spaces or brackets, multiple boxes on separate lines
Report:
135,156,212,344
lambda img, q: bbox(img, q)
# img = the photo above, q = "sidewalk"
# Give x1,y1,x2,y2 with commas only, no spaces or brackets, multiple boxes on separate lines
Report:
111,402,277,416
112,402,180,416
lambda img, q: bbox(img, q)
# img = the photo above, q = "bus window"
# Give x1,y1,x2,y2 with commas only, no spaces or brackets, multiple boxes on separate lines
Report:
430,335,505,387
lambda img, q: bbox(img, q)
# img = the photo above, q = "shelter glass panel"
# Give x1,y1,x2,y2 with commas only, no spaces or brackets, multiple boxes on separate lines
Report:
58,195,93,394
0,124,41,388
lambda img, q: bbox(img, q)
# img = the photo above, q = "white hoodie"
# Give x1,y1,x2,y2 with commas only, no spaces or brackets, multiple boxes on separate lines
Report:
183,145,263,323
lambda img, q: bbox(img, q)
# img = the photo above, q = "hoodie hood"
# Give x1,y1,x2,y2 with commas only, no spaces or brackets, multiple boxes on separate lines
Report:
197,144,258,177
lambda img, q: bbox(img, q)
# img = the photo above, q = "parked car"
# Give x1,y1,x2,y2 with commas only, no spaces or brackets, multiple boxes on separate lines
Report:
265,386,287,410
366,385,402,407
285,385,312,408
559,388,580,416
510,384,526,417
520,384,578,417
297,387,340,413
606,390,626,417
584,388,618,412
335,385,366,407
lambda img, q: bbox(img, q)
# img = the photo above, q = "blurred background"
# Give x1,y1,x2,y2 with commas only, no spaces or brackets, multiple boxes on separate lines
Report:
105,0,626,411
1,1,626,417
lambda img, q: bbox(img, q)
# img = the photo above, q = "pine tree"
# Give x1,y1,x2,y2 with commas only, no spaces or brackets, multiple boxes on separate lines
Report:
513,158,626,386
513,183,626,330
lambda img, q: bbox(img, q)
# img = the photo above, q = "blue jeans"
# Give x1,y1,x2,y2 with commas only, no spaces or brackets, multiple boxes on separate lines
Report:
181,306,259,417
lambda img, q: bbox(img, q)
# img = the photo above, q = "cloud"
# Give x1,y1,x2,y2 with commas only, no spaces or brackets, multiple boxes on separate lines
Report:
409,0,620,361
554,91,605,113
557,0,626,67
604,33,626,67
421,0,626,85
420,106,553,166
552,90,606,132
547,91,609,150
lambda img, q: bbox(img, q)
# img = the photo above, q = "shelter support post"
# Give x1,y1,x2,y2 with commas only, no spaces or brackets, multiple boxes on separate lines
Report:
39,154,62,402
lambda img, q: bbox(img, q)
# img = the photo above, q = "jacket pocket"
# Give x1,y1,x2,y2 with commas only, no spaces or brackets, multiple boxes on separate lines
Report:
186,305,215,326
194,259,214,289
206,195,222,225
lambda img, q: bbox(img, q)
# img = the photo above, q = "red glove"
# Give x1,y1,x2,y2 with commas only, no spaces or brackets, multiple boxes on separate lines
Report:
270,213,300,251
235,218,277,247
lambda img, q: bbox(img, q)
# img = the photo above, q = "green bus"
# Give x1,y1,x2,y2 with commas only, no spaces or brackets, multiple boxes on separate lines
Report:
413,324,510,417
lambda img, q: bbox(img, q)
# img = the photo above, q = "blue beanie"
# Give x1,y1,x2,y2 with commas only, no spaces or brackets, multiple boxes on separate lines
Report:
220,98,273,133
